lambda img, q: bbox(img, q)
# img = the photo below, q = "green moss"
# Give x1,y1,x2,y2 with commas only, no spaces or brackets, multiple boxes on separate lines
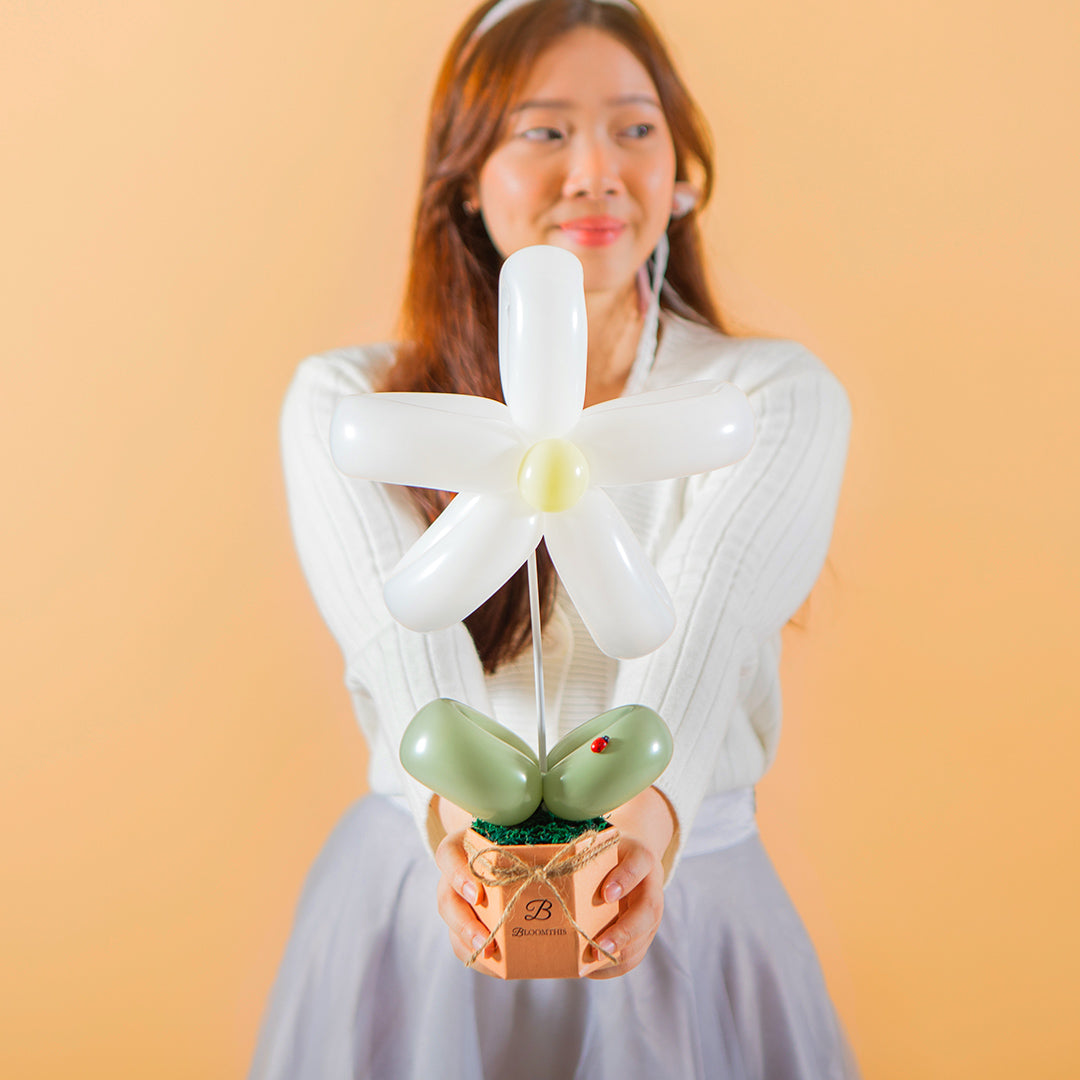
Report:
472,805,612,846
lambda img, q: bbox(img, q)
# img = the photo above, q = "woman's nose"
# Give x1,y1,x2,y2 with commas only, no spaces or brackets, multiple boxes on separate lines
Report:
562,135,623,200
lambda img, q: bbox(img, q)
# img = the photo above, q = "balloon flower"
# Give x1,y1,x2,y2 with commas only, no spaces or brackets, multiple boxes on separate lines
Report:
330,245,754,825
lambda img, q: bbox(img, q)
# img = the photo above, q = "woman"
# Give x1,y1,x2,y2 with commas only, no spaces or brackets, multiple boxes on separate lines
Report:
254,1,858,1077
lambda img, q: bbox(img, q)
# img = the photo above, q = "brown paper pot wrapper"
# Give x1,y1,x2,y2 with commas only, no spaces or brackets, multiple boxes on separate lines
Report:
463,827,620,980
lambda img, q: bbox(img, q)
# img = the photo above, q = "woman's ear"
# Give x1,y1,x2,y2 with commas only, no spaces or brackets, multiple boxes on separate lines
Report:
462,181,480,216
671,181,699,219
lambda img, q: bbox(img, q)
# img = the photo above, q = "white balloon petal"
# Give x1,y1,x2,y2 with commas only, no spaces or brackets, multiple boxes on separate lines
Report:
498,246,587,440
384,492,543,631
331,393,523,492
572,381,755,486
543,489,675,659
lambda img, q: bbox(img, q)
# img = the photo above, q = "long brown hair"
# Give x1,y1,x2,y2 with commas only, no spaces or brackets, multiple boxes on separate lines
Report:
382,0,732,673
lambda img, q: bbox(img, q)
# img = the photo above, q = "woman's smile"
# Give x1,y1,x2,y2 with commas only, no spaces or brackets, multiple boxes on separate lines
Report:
558,215,628,246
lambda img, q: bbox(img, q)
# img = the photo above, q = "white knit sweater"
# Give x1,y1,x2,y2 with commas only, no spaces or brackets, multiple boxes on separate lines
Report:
280,312,851,873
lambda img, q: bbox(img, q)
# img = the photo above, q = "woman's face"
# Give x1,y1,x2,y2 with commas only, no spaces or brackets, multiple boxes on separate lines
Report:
474,27,677,299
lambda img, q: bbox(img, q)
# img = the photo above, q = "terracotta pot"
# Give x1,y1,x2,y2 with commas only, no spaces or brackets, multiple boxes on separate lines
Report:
464,827,620,980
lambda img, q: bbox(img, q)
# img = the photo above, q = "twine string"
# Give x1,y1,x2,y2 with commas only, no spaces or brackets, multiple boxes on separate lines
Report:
463,829,621,968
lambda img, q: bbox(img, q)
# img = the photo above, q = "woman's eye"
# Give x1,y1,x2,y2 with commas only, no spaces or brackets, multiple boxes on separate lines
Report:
621,122,654,139
520,126,564,142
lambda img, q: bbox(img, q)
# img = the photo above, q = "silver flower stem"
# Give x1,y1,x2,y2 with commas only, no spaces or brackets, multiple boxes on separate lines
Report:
527,548,547,774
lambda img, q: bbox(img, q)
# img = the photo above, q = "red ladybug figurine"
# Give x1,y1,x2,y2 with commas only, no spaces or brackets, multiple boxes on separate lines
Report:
590,735,610,753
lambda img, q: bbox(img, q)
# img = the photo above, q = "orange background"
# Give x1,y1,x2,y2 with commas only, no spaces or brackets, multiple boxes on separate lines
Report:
3,1,1077,1076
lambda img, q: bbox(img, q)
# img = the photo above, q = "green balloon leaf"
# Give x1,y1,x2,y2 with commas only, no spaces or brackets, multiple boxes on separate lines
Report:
542,705,673,820
400,699,542,826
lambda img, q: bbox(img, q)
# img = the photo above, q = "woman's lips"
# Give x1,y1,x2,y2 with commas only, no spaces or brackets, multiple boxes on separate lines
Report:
558,217,626,247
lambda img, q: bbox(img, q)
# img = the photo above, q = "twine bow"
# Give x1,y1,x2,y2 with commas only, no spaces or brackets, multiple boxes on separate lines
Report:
463,829,621,969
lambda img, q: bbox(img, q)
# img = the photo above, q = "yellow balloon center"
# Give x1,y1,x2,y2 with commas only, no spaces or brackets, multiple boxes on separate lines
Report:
517,439,590,513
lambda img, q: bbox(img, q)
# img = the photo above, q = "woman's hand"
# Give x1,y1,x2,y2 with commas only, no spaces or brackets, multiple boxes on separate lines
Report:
432,797,498,970
586,785,676,980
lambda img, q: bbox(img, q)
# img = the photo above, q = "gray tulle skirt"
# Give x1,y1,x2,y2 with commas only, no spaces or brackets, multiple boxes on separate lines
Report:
249,793,860,1080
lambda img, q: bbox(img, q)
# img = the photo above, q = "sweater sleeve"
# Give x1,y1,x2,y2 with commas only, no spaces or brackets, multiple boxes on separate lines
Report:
279,351,492,854
612,338,852,877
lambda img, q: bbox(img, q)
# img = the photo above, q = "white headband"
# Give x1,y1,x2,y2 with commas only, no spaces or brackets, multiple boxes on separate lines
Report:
470,0,639,44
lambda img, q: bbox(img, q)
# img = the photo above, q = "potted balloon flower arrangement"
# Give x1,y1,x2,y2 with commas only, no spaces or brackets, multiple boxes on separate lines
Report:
330,245,753,978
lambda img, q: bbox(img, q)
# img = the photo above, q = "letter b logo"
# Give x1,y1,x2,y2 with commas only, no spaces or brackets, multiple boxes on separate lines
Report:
523,898,552,921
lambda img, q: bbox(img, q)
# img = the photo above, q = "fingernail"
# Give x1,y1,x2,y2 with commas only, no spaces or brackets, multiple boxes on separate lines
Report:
598,938,616,955
603,881,623,902
471,932,487,952
462,881,478,904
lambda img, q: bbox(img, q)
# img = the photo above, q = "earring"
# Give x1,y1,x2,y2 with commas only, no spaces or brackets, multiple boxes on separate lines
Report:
671,182,698,220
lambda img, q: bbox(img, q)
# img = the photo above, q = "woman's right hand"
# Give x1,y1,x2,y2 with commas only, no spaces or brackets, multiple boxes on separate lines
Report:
432,798,497,970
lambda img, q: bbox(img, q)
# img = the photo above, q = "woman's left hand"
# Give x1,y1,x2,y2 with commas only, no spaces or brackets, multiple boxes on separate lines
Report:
586,786,676,979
